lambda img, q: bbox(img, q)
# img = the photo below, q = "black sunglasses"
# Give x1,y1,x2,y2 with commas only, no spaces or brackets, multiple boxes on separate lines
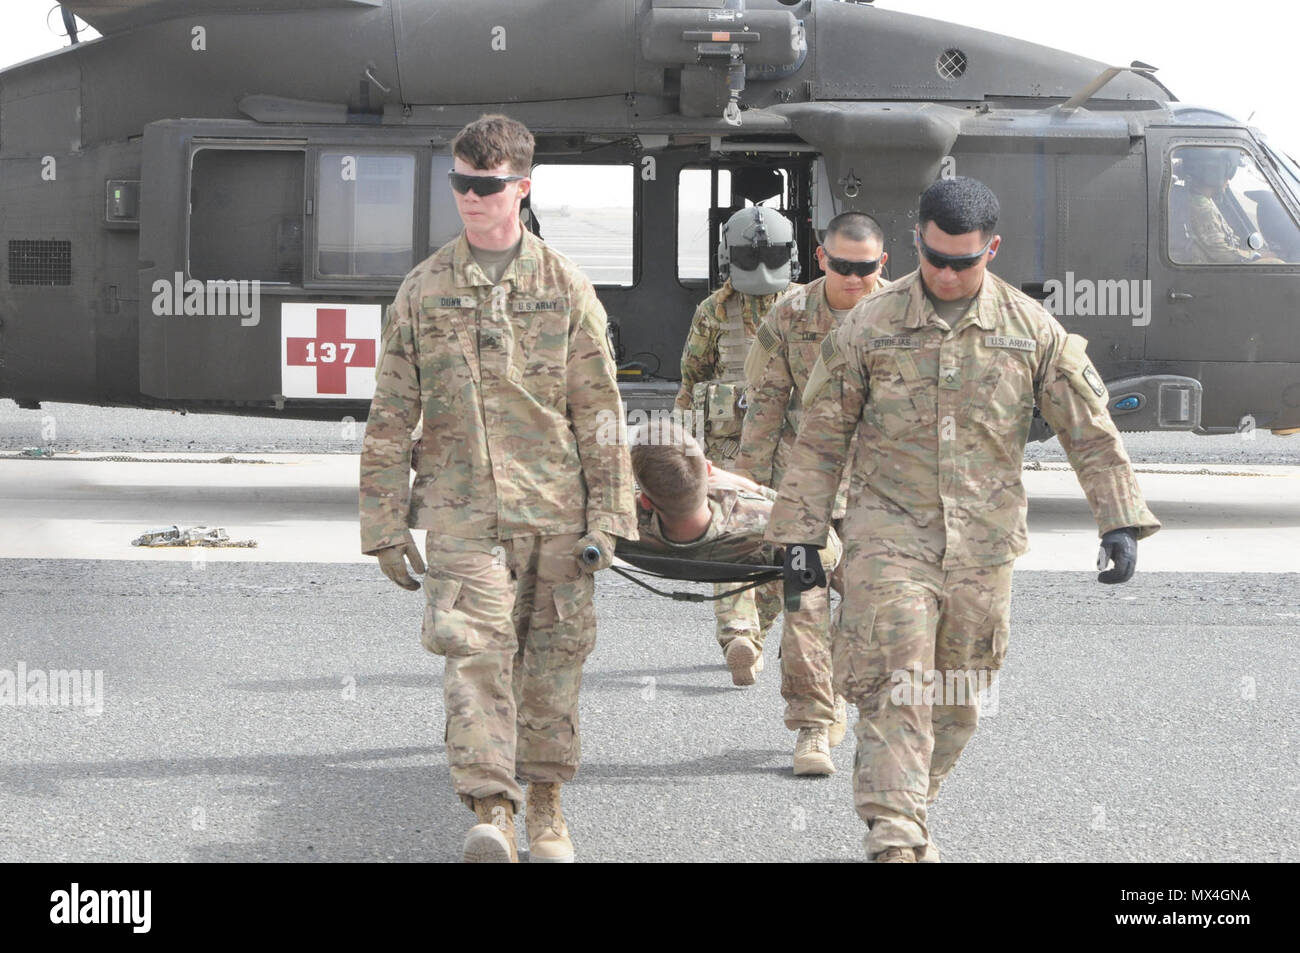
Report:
822,249,881,277
915,231,993,272
447,171,526,196
729,243,793,271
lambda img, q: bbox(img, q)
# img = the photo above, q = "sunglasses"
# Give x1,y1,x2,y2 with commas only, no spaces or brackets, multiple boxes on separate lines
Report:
822,249,881,278
447,171,526,196
729,243,794,271
915,231,994,272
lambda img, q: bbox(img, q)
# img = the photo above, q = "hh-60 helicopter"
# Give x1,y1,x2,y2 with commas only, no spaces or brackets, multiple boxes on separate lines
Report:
1,0,1297,437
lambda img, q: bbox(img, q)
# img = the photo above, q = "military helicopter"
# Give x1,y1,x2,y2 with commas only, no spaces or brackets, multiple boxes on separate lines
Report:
1,0,1297,437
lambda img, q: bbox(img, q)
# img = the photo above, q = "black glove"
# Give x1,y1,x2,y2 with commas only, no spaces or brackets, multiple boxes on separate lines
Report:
782,544,827,593
1096,527,1138,584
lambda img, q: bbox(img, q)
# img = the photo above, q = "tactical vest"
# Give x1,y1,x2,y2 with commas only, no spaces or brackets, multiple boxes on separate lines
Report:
692,289,776,456
716,292,753,385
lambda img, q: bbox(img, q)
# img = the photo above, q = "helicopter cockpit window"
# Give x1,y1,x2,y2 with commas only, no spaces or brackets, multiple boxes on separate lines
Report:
1261,139,1300,208
528,164,635,287
317,152,416,278
1168,145,1300,265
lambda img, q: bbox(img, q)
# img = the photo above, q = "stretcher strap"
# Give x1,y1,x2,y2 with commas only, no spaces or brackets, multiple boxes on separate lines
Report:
607,565,779,603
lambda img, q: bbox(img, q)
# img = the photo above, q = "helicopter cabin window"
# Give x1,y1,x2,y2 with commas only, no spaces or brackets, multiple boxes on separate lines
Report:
317,152,416,278
528,164,635,286
677,166,790,284
1168,145,1300,265
190,149,304,284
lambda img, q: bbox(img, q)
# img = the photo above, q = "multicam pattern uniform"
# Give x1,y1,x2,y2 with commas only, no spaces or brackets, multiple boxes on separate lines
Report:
360,229,637,810
735,275,891,514
1183,194,1256,263
766,270,1160,858
674,279,798,652
617,477,842,728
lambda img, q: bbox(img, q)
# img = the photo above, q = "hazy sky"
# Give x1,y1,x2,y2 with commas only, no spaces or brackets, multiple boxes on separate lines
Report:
1,0,1293,154
871,0,1300,155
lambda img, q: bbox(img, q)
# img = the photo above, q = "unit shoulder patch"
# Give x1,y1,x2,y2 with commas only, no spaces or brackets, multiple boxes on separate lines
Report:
1081,364,1106,397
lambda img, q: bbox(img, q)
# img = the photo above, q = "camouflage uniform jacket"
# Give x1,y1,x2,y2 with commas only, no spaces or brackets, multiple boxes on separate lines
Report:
619,474,840,568
673,279,795,410
360,229,637,553
735,275,892,498
1185,194,1255,264
765,270,1160,569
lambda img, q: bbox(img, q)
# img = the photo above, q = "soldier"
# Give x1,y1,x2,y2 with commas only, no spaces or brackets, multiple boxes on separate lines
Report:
359,114,636,864
733,209,890,771
674,206,801,687
1176,148,1279,264
736,211,890,493
767,177,1160,862
618,422,848,774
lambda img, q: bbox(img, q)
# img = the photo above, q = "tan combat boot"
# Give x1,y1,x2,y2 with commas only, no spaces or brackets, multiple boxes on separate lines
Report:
875,846,918,863
525,781,575,863
793,726,835,776
917,835,941,863
463,793,517,863
828,695,849,748
724,636,764,686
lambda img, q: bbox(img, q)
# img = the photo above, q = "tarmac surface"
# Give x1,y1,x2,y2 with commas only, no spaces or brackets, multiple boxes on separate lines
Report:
0,400,1296,862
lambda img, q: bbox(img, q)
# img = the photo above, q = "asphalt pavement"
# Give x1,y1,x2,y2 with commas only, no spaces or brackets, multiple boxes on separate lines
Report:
0,399,1296,863
1,560,1295,863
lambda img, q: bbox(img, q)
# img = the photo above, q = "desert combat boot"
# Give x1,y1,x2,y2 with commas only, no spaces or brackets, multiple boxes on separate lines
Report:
828,694,848,748
526,781,575,863
724,635,764,686
463,793,517,863
874,846,919,863
793,726,835,776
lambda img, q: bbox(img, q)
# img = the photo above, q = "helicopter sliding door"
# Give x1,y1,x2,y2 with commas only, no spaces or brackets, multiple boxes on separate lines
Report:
137,118,442,416
138,121,310,405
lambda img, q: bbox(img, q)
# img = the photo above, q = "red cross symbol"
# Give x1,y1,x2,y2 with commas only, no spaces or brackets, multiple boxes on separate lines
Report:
285,308,377,395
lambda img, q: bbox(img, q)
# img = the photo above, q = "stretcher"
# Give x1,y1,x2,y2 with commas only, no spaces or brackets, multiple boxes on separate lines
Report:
585,544,812,610
607,551,781,602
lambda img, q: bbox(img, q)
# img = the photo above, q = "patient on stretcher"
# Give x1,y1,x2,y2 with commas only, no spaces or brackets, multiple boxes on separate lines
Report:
616,421,840,569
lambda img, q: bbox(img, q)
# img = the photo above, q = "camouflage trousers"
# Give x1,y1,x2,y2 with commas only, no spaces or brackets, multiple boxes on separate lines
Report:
834,550,1013,859
714,578,835,728
713,456,835,728
713,578,782,650
710,439,778,651
421,532,596,811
